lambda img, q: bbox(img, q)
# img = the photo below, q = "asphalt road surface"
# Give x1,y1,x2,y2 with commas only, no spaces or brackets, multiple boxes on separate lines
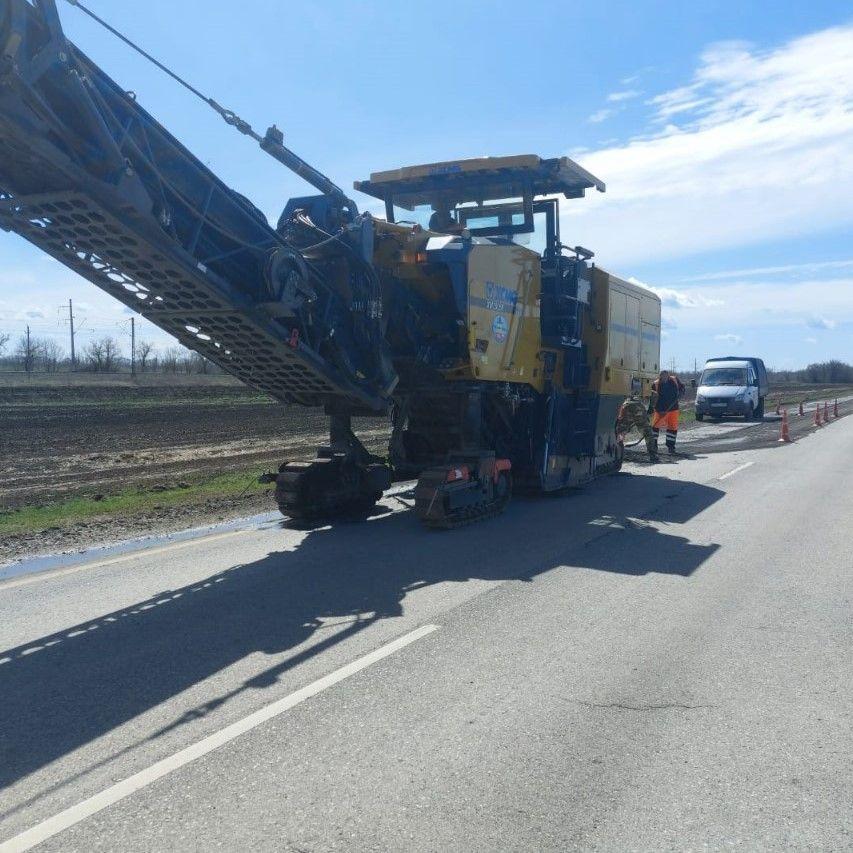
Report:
622,395,853,463
1,418,852,851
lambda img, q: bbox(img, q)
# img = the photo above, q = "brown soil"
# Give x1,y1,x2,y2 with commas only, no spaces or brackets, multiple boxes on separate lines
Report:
0,382,391,564
0,391,388,508
3,379,850,566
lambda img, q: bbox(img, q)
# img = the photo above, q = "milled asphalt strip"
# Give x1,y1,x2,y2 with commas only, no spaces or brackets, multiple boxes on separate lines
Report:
0,482,419,590
718,461,755,481
0,529,249,591
0,623,440,853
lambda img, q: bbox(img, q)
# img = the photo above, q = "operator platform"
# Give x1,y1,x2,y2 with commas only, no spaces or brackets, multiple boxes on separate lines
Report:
355,154,606,237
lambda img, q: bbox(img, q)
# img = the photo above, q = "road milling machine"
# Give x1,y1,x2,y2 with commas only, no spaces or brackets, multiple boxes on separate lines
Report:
0,0,661,527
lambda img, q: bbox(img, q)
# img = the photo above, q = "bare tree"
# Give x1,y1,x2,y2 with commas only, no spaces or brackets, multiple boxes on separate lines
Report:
190,351,213,374
38,338,65,372
83,336,122,372
102,337,122,372
15,333,43,372
0,331,9,357
178,351,194,374
160,346,180,374
83,338,103,371
136,339,154,372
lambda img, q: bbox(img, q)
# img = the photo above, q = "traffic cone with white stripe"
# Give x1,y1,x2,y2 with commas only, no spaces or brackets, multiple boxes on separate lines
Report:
834,399,839,418
824,401,830,422
814,403,823,427
798,401,804,417
775,400,781,415
778,408,791,443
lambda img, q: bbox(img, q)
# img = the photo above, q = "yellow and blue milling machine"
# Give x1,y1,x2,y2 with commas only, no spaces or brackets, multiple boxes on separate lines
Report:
354,155,662,525
0,1,661,527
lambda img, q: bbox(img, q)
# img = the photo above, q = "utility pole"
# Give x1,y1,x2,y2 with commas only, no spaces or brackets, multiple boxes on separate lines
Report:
26,324,31,373
68,299,76,369
130,316,136,376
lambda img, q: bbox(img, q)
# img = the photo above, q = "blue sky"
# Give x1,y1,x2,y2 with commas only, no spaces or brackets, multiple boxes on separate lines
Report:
1,0,851,371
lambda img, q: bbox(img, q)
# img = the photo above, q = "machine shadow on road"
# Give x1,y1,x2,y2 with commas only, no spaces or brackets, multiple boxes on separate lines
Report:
0,472,723,796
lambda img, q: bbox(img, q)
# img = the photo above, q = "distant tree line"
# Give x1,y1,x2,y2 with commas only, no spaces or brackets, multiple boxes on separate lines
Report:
1,331,850,383
768,360,853,384
0,332,222,375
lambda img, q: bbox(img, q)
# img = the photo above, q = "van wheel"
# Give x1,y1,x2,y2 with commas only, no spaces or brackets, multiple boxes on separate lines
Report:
745,402,754,421
696,413,704,422
755,398,765,419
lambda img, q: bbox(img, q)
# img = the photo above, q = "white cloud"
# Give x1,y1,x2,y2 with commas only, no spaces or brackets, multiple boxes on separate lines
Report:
587,108,615,124
807,316,837,330
684,259,853,281
564,25,853,267
714,333,744,345
640,278,853,336
628,278,724,309
652,287,724,309
607,89,643,102
621,270,852,363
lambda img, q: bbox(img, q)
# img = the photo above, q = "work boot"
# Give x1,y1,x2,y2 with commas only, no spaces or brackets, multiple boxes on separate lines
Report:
667,445,676,455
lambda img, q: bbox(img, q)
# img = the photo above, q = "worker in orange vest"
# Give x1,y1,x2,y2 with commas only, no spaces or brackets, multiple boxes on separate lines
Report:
650,370,686,454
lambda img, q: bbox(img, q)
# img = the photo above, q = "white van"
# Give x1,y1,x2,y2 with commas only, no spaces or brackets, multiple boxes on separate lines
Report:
695,356,769,421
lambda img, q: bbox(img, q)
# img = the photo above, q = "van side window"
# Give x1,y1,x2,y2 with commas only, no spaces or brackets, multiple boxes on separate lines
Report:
747,366,755,385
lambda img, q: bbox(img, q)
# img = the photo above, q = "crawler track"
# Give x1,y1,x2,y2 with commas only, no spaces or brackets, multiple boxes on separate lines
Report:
415,468,512,529
274,458,383,521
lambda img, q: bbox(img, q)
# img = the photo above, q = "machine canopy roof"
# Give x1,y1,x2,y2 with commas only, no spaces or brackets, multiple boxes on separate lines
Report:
354,154,605,210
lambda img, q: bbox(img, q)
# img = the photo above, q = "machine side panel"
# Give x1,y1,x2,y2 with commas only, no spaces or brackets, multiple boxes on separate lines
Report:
584,267,610,393
640,293,661,379
624,292,641,372
608,288,627,371
465,243,545,391
592,268,661,399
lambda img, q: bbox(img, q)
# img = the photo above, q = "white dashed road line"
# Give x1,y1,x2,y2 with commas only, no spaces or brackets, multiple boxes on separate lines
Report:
718,461,756,481
0,624,440,853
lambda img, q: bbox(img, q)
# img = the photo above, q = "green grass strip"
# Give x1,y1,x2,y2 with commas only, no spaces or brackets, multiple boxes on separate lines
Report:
0,469,269,537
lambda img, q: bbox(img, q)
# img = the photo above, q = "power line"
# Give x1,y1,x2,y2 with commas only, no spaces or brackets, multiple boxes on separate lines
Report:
69,299,76,368
62,0,350,204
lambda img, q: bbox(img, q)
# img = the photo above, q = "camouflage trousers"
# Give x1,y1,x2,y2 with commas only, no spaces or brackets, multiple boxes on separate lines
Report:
617,400,658,459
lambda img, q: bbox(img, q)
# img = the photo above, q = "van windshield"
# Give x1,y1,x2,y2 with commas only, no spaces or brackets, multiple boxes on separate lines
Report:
701,367,747,386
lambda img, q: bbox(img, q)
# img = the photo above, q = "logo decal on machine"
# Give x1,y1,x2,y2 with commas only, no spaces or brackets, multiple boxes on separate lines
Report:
484,281,518,313
492,315,509,343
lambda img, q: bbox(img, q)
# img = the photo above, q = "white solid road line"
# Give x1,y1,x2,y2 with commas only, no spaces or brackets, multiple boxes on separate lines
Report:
1,482,420,591
0,528,249,591
718,461,756,481
0,623,440,853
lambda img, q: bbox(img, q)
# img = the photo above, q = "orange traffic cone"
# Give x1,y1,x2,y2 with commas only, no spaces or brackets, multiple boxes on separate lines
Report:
778,409,791,442
814,403,823,427
834,399,839,418
775,401,781,415
824,401,830,422
798,401,804,417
